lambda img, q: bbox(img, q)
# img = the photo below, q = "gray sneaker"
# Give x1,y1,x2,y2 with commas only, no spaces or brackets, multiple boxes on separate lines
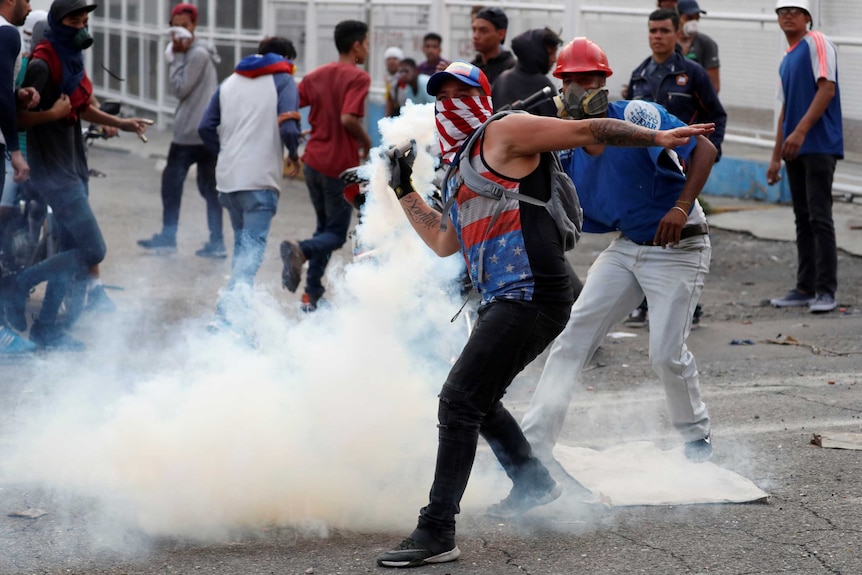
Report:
770,289,816,308
684,434,713,462
486,480,563,519
809,293,836,314
137,232,177,254
377,538,461,568
195,241,228,259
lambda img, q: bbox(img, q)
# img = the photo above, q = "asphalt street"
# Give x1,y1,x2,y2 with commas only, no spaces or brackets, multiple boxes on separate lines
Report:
0,130,861,575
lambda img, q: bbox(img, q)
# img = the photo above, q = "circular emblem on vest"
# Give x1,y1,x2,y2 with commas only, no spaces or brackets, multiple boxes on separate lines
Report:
623,100,661,130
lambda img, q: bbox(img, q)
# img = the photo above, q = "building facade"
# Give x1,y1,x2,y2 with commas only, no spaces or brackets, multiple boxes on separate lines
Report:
49,0,859,160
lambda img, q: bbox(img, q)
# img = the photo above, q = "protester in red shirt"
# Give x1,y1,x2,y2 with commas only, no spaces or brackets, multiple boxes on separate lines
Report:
279,20,371,313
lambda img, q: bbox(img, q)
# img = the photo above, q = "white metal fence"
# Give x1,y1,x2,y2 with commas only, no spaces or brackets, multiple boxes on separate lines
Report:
89,0,861,161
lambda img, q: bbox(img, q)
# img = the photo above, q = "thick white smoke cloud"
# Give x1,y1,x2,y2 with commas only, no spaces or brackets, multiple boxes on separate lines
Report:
1,102,505,540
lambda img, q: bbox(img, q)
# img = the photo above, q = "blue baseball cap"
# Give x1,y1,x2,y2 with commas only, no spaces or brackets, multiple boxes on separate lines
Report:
426,61,492,97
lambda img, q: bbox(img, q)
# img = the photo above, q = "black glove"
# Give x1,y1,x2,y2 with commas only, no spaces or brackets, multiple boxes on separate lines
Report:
388,145,416,200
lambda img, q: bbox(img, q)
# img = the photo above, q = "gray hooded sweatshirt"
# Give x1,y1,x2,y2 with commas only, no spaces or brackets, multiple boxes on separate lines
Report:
169,38,219,145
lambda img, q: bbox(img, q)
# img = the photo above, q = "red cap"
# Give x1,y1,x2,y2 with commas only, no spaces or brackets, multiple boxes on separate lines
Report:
170,3,198,23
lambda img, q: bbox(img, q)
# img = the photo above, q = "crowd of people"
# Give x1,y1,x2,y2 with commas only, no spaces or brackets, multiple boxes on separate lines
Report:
0,0,846,569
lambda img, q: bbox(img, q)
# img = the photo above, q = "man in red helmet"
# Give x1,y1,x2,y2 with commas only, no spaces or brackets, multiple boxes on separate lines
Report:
377,59,714,568
521,37,718,470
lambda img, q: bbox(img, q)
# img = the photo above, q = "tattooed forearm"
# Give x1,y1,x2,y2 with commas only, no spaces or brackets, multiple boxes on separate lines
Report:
589,118,657,147
402,195,441,231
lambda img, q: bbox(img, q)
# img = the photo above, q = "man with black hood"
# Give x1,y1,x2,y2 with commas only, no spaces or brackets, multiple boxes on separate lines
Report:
492,27,562,118
3,0,149,349
469,6,515,85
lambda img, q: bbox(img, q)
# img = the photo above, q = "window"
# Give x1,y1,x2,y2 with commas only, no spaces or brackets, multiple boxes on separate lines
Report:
242,0,262,31
92,30,107,89
216,0,237,30
144,36,160,101
108,33,122,92
143,0,159,25
126,36,141,98
126,0,141,24
108,0,122,21
215,42,234,81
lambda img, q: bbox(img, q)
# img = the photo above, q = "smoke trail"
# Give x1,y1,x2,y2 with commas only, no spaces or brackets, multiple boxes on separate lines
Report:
1,103,502,541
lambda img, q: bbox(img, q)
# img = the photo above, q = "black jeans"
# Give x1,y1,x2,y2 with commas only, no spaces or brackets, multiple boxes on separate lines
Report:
160,143,222,243
785,154,838,297
412,299,571,549
299,164,353,299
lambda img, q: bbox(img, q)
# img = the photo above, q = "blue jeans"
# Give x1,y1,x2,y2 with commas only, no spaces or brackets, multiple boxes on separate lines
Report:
411,299,570,549
219,190,278,291
785,154,838,297
16,180,106,323
299,164,352,299
160,143,222,243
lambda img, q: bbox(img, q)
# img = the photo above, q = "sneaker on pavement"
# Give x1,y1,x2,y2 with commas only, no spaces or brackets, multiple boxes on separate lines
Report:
86,284,117,312
377,538,461,568
137,232,177,253
0,325,37,354
809,293,836,314
29,320,85,351
280,240,304,293
770,289,815,308
206,315,258,349
684,434,713,462
691,303,703,329
486,480,563,519
624,306,647,328
195,240,227,259
300,293,320,313
0,275,28,332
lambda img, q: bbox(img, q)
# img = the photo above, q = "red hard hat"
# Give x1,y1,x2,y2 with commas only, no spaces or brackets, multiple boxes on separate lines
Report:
553,37,613,79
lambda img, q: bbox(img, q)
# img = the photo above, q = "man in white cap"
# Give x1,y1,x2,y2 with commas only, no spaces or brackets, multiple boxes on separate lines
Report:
767,0,842,314
383,45,403,117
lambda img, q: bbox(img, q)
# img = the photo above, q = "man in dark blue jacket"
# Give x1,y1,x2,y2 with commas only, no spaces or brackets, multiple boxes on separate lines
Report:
624,7,725,327
625,8,726,160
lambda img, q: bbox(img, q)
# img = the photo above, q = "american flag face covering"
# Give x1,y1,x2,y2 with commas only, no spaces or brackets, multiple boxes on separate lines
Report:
435,96,494,164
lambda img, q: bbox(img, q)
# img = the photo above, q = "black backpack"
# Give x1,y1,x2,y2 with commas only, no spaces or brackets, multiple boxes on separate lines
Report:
439,111,583,270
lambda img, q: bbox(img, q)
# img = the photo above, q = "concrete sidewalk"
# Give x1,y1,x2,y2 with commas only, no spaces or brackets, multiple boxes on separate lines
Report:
705,195,862,257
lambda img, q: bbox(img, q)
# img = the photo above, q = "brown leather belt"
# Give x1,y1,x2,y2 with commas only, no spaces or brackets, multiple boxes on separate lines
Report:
623,222,710,246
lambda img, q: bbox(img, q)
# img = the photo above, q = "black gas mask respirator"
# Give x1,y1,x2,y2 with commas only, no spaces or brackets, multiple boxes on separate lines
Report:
555,83,609,120
74,26,94,50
